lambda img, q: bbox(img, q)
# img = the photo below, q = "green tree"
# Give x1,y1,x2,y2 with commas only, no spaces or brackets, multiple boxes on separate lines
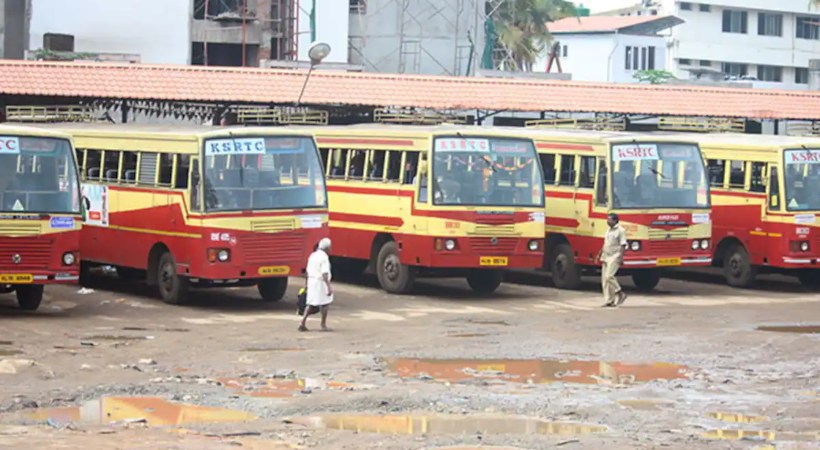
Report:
490,0,576,71
633,70,676,84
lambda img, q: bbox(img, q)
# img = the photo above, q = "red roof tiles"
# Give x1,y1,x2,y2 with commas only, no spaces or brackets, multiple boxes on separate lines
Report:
548,15,675,33
2,60,820,120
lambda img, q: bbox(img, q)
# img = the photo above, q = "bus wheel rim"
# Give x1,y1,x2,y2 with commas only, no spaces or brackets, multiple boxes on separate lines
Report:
384,255,400,281
555,255,567,279
160,262,174,292
729,254,743,276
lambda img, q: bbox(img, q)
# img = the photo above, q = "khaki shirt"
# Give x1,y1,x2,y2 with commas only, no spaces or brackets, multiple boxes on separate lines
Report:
602,224,627,260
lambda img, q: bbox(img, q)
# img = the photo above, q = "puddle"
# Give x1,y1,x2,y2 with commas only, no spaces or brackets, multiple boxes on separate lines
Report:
756,325,820,334
618,399,674,411
389,358,690,386
709,412,768,423
703,429,820,442
241,347,305,353
287,414,606,437
31,397,256,426
446,333,491,338
219,377,361,398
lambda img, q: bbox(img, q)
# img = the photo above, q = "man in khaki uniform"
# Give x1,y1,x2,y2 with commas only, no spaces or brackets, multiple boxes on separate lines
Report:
596,213,628,307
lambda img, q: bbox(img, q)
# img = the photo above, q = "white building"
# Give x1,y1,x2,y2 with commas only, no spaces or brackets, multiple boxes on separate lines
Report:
536,15,682,83
599,0,820,90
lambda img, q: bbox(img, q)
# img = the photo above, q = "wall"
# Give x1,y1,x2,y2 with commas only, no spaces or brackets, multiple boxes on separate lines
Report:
1,0,29,59
29,0,191,64
296,0,348,64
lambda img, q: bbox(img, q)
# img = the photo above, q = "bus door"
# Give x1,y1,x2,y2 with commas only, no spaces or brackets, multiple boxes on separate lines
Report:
747,161,769,264
412,152,429,234
592,156,610,237
764,163,782,262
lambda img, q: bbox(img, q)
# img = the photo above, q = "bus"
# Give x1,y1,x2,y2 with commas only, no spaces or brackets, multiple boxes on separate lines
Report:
39,124,328,305
311,124,545,294
521,128,712,291
0,125,82,311
695,133,820,288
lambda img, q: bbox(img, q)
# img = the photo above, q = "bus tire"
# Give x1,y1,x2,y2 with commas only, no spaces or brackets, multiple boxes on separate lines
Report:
16,285,44,311
550,243,582,290
157,252,189,305
797,270,819,291
723,244,755,288
466,269,503,295
376,241,415,294
632,269,661,292
258,278,288,302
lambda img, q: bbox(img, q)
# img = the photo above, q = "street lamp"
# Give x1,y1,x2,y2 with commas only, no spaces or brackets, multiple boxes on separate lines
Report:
297,41,331,105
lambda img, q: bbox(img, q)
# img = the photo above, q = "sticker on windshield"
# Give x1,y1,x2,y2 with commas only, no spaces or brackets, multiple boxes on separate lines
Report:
435,138,490,153
11,199,24,211
785,149,820,164
0,137,20,155
206,138,266,156
613,144,659,162
794,214,816,224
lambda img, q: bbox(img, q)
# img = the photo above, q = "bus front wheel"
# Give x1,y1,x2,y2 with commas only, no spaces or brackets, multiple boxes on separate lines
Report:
797,270,819,291
157,252,189,305
632,269,661,292
466,269,503,295
16,285,44,311
550,243,582,290
258,278,288,302
376,241,415,294
723,244,756,288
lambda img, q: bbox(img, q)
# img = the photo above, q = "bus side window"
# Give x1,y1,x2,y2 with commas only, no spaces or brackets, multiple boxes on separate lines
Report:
190,159,202,212
707,159,726,188
102,150,120,182
367,150,386,181
85,150,102,181
176,155,190,189
138,153,158,186
559,155,576,186
750,162,766,193
579,156,595,189
386,151,402,182
596,158,608,206
158,154,174,187
403,152,420,185
329,149,347,179
539,153,556,185
768,165,780,210
728,160,746,189
349,150,366,180
122,152,138,184
319,147,330,175
418,155,429,203
75,149,85,179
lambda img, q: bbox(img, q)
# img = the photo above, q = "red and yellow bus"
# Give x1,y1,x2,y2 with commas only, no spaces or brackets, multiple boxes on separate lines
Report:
696,133,820,288
311,125,545,294
0,125,82,310
522,128,712,290
41,124,328,304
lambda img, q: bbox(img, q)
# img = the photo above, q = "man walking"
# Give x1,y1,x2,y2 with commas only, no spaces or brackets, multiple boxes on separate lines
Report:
596,213,628,307
300,238,333,332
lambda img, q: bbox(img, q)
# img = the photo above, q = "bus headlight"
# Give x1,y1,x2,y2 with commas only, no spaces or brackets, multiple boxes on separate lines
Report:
630,241,641,252
217,249,230,262
528,240,540,251
62,252,75,266
700,239,710,250
800,241,810,252
208,248,231,263
691,240,700,250
444,239,457,251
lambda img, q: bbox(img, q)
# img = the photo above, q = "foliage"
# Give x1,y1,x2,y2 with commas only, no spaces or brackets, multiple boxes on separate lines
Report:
633,70,676,84
31,48,99,61
491,0,576,71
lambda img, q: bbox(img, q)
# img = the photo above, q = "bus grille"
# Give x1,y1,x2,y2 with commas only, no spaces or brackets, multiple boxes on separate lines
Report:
469,237,517,254
0,238,53,269
475,214,515,226
0,223,43,236
648,229,689,240
646,240,688,255
251,218,296,233
473,224,519,236
241,233,305,264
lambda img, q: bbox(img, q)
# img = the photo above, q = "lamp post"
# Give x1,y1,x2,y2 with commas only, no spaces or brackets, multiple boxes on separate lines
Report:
296,41,331,105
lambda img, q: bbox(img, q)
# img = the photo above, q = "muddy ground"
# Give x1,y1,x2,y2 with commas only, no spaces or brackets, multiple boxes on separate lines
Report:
0,269,818,450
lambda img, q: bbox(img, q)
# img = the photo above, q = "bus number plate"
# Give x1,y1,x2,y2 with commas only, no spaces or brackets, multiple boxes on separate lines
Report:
258,266,290,276
656,257,682,267
480,257,508,267
0,274,33,283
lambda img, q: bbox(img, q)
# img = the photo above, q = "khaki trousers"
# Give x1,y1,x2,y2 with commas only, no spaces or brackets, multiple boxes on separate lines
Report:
601,257,622,305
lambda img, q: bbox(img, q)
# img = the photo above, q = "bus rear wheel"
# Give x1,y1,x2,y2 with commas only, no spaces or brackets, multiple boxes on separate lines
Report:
466,269,503,295
258,278,288,302
550,243,582,290
376,241,415,294
632,269,661,292
797,270,819,291
157,252,189,305
16,285,44,311
723,244,755,288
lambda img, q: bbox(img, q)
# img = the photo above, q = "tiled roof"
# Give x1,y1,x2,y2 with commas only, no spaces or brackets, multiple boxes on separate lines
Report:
2,60,820,120
548,15,679,34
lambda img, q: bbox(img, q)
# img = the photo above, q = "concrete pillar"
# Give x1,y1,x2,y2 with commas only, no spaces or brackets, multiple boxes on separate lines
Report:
809,59,820,91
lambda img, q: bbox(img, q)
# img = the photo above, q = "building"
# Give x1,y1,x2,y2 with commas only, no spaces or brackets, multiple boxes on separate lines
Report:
0,0,29,59
535,15,682,83
599,0,820,90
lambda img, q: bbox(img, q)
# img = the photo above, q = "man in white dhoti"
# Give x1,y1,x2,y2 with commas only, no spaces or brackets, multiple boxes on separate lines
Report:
299,238,333,332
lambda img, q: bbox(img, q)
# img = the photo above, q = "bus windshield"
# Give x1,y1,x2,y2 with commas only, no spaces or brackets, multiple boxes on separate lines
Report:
431,137,544,207
783,148,820,211
611,143,709,210
0,136,80,214
202,136,327,212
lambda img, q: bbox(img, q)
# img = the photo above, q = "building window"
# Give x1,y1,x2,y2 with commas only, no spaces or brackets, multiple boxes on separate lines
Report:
700,60,711,67
349,0,366,14
648,46,655,70
680,2,692,10
796,16,820,40
625,46,657,71
625,47,632,70
699,4,710,12
722,62,748,77
758,13,783,37
757,65,783,82
562,45,568,58
679,58,692,65
796,67,809,84
722,10,748,34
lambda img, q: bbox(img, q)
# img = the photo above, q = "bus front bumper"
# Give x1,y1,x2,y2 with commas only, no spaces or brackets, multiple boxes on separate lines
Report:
424,253,543,270
0,270,79,285
621,255,712,269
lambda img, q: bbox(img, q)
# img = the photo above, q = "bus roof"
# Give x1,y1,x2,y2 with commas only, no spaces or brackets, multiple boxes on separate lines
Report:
0,123,73,139
27,123,314,140
516,127,704,145
658,132,820,150
304,123,548,139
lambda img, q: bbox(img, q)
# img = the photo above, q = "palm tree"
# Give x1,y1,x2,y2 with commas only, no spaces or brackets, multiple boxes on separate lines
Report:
488,0,576,71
